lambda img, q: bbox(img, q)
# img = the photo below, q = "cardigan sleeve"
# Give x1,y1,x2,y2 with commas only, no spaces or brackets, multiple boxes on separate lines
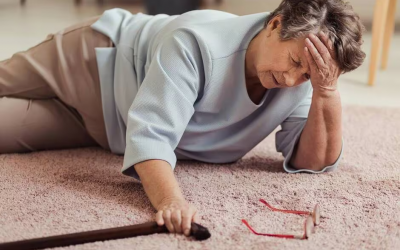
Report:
121,31,203,181
275,87,344,174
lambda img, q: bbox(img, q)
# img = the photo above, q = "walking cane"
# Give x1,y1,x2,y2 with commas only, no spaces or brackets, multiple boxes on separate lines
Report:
0,221,211,250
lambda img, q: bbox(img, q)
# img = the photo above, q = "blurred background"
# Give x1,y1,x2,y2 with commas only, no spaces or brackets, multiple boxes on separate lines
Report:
0,0,399,107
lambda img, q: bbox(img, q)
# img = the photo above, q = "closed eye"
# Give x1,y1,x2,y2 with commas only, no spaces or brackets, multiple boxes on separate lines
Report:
291,57,301,67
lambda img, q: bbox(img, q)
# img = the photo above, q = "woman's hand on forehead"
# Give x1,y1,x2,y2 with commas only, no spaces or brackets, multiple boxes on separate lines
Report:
304,31,342,96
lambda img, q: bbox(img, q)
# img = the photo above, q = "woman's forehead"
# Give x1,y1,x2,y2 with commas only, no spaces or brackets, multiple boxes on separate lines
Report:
287,37,307,57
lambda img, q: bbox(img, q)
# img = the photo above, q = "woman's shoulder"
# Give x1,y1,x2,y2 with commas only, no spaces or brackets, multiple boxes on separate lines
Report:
161,11,269,60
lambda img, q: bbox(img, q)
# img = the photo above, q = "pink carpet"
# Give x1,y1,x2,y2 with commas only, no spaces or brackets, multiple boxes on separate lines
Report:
1,105,399,250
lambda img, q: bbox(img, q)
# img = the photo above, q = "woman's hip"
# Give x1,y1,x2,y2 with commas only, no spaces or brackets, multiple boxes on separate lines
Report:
0,16,114,150
50,16,114,150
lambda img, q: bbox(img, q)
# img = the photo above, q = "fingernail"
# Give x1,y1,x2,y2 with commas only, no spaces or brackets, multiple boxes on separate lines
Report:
184,229,190,236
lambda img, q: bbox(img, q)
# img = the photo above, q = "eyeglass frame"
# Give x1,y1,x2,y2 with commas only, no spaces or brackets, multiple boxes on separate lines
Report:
241,199,321,240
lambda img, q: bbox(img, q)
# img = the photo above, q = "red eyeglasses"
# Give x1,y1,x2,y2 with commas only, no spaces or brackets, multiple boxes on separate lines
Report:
242,199,321,240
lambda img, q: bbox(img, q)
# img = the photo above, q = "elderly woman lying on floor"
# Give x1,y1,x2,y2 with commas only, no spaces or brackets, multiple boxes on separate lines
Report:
0,0,365,237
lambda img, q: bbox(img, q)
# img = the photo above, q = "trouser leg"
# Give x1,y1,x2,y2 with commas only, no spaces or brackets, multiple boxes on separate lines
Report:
0,97,97,153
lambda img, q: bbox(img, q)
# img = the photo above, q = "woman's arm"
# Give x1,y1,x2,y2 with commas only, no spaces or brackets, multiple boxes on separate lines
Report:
290,90,342,171
290,32,343,171
134,160,200,236
121,31,203,236
134,160,184,208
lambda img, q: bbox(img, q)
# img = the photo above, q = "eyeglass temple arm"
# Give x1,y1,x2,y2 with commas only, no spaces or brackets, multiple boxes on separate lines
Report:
259,199,310,215
241,219,305,239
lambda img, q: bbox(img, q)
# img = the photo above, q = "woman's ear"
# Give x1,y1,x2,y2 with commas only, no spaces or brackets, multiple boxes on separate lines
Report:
265,15,282,37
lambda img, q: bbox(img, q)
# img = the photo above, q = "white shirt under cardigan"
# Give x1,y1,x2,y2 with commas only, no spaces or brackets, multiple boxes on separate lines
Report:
91,8,343,181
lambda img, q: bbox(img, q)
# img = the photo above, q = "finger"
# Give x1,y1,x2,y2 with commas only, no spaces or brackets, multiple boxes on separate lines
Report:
192,210,200,224
318,31,335,56
156,211,164,226
304,47,318,72
305,38,325,69
163,210,175,233
308,33,331,63
171,210,182,234
181,209,193,236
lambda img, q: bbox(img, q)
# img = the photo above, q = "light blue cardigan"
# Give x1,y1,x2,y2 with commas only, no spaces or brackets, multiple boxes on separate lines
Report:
91,8,343,180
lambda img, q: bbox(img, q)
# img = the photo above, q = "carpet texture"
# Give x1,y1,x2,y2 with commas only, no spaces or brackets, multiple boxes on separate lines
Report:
0,105,399,250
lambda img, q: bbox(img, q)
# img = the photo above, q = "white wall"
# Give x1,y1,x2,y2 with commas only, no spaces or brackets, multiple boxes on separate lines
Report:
215,0,400,29
349,0,400,23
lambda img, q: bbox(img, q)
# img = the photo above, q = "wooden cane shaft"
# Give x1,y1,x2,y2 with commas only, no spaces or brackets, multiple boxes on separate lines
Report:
0,221,208,250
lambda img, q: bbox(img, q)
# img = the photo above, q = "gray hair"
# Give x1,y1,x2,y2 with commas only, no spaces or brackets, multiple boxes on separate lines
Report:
265,0,366,73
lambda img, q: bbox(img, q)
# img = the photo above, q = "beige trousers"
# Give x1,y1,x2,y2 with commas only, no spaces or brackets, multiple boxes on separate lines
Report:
0,16,112,153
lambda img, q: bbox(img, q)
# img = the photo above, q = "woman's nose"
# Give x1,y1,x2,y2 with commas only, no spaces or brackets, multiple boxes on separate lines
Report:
285,78,296,87
284,71,303,87
284,74,298,87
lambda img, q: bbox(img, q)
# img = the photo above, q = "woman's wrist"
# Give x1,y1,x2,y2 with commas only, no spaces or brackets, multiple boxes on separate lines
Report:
312,86,340,100
157,195,187,210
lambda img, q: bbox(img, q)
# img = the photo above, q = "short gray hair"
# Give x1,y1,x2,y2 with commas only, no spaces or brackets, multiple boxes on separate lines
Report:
265,0,366,73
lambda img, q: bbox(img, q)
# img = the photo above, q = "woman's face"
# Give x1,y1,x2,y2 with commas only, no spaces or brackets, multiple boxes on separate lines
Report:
249,16,311,89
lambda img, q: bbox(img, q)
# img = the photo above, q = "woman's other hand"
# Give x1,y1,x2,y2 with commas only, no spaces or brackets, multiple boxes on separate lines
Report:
156,197,200,236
